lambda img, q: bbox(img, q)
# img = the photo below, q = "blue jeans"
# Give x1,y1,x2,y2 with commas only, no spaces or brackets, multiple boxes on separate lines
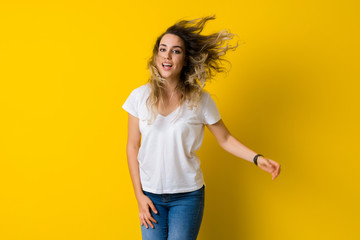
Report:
141,185,205,240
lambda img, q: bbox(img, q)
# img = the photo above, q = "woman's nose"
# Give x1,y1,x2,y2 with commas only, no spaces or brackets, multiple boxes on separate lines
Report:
164,52,171,59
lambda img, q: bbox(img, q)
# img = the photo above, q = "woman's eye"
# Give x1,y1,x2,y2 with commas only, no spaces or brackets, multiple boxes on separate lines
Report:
159,48,181,54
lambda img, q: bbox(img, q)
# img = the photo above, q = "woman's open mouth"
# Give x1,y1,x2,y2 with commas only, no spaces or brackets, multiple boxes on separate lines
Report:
162,63,173,71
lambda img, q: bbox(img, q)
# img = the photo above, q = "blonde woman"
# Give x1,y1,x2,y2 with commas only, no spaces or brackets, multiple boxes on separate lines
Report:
123,15,281,240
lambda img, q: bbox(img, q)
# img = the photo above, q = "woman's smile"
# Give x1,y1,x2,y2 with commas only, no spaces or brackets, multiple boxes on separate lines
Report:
162,62,173,71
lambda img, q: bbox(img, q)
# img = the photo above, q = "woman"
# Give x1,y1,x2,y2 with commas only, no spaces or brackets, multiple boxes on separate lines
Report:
122,15,281,240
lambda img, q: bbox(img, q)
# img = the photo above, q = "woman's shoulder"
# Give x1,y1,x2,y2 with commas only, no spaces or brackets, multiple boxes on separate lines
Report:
200,89,211,103
198,89,219,108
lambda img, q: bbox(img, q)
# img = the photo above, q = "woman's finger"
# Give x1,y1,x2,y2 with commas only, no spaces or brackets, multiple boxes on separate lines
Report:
140,216,145,227
148,201,158,214
274,161,281,175
273,163,281,180
148,215,157,224
272,172,277,180
143,218,149,229
145,217,155,229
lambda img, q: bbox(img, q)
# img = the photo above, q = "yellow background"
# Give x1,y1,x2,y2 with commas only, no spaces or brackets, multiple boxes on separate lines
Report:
1,0,359,239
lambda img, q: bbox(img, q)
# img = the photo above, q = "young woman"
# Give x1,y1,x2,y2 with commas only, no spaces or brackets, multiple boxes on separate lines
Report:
122,15,281,240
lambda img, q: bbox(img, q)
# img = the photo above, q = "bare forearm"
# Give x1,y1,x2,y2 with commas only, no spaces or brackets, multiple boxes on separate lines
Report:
206,120,280,179
220,135,258,163
126,145,144,199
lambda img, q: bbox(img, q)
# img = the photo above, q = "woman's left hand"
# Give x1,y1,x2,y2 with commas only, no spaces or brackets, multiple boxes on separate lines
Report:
257,157,281,180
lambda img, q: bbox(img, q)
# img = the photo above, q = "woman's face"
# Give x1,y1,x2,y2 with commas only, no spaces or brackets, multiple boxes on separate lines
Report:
155,33,186,81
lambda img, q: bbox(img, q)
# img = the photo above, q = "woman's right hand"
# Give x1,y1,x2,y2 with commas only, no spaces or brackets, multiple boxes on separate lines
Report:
137,193,158,229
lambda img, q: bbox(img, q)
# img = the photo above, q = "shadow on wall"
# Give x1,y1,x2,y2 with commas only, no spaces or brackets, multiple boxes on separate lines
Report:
197,51,318,239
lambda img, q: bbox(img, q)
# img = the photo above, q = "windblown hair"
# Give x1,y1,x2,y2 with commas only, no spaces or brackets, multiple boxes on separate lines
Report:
146,15,239,123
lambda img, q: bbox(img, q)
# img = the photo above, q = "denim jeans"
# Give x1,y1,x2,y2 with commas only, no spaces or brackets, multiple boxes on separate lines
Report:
141,185,205,240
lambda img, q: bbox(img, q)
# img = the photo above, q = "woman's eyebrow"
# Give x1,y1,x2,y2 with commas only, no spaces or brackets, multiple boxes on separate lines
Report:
160,44,183,50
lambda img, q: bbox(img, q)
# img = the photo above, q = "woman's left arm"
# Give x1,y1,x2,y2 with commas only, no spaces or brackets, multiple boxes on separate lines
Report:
206,119,281,180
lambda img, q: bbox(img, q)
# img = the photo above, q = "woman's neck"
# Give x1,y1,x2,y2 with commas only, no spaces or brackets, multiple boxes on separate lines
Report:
163,78,180,95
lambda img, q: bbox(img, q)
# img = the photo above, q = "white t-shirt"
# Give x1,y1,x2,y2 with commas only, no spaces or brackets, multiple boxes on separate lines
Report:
122,83,221,194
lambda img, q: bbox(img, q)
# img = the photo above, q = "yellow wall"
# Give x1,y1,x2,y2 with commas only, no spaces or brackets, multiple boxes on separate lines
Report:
1,1,359,239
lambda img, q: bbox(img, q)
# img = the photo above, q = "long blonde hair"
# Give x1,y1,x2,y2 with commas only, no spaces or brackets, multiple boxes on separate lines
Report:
146,15,239,123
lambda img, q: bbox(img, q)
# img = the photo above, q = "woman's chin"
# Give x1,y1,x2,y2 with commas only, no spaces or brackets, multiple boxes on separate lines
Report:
159,72,171,79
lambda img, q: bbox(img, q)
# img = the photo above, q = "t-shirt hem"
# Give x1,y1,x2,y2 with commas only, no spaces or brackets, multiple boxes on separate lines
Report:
142,182,205,194
205,116,221,125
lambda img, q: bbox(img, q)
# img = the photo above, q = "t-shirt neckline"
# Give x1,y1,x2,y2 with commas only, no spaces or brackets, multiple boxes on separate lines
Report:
158,105,181,118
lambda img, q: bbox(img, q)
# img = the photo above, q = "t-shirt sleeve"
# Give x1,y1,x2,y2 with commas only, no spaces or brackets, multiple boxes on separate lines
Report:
122,88,139,118
202,93,221,125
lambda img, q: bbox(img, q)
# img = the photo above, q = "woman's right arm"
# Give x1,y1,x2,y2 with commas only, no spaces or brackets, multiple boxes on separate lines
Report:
126,113,158,229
